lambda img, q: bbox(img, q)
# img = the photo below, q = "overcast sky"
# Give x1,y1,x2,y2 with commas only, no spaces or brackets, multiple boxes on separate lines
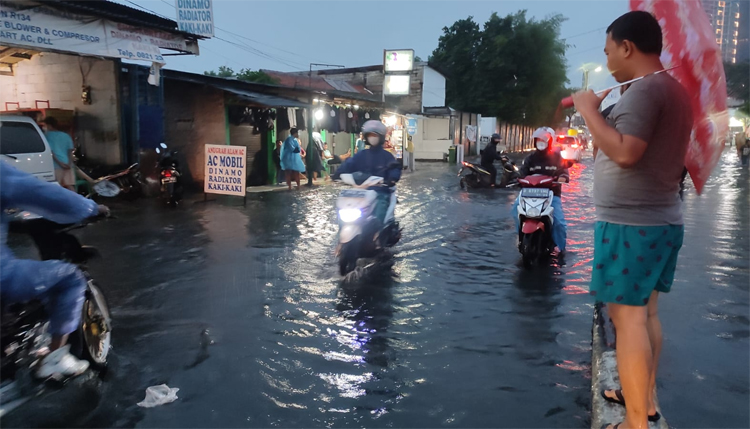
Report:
119,0,627,91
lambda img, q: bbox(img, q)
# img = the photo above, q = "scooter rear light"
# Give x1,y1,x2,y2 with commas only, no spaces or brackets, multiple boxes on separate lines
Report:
162,170,172,177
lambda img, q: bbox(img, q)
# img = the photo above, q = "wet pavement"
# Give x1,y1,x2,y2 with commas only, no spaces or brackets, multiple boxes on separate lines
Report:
3,149,748,428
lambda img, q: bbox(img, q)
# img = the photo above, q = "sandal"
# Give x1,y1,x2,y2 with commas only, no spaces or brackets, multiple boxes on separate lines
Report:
601,423,621,429
601,389,662,422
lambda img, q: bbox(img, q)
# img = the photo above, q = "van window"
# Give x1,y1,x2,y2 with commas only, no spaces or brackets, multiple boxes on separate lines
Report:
0,121,46,155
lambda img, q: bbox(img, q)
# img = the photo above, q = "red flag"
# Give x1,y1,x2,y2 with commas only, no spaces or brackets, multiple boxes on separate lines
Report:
631,0,729,194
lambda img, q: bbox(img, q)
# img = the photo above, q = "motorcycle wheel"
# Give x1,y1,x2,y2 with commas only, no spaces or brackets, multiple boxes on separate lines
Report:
121,177,142,201
459,178,467,190
71,281,111,367
521,232,538,269
338,241,358,275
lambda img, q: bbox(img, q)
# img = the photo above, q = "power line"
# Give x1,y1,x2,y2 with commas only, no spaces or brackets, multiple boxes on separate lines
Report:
123,0,306,70
566,45,605,58
561,27,607,40
158,0,314,63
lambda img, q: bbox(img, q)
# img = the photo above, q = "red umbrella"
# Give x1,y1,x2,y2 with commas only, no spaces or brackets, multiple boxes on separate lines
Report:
631,0,729,194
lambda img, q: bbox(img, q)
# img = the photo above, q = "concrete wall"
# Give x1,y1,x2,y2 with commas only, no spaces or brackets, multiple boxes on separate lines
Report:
0,53,121,165
412,117,452,160
163,79,226,183
422,66,446,109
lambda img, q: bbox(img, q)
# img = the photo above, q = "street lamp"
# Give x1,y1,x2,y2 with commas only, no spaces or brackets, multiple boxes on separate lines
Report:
580,63,603,91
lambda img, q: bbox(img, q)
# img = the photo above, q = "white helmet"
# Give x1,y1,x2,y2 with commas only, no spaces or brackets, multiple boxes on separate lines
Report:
532,127,553,151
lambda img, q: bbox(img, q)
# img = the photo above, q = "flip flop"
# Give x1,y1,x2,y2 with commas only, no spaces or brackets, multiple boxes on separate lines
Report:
601,423,621,429
601,389,626,406
601,389,662,422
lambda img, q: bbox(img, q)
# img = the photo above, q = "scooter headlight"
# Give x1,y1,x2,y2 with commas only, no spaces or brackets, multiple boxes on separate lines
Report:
338,208,362,223
527,206,541,218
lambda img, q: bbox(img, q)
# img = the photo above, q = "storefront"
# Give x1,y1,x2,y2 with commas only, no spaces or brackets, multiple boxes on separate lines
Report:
0,1,201,167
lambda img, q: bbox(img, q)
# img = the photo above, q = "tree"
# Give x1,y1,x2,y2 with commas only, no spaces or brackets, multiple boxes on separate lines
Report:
204,65,235,77
203,66,279,85
428,17,481,112
235,69,279,85
430,11,570,125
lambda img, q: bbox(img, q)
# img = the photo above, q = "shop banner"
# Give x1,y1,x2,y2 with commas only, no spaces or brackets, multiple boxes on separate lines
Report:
175,0,214,37
0,3,189,64
407,118,417,136
204,144,246,197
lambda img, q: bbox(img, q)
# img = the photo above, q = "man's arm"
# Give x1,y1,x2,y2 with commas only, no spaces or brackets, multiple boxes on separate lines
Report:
555,154,570,182
1,162,98,224
572,89,649,169
52,153,70,169
518,156,531,177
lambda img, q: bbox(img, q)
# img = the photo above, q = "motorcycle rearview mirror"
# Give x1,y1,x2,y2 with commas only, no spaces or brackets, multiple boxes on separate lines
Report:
160,143,168,149
92,180,121,197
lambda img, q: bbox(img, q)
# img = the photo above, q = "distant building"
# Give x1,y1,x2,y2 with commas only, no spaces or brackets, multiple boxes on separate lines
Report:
702,0,749,64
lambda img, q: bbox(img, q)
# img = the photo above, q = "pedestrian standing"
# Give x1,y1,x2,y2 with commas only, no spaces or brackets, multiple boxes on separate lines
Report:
741,139,750,167
280,128,306,190
43,117,76,192
572,11,693,429
273,140,284,184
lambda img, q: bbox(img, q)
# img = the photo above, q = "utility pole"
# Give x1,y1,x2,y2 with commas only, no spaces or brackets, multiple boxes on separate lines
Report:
306,63,344,186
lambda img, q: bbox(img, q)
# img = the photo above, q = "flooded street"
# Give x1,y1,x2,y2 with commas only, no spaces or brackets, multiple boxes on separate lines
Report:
4,149,748,428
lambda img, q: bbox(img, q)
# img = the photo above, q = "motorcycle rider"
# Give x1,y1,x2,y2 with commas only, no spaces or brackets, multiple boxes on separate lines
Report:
333,120,401,225
511,127,569,253
480,133,504,187
0,161,109,378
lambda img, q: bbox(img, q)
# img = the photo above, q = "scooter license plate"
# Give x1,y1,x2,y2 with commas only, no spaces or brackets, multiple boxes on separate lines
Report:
162,177,177,183
521,188,549,198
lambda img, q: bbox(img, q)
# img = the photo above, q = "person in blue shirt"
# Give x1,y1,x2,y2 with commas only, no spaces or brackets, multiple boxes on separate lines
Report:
280,128,306,190
333,120,401,223
0,161,108,379
355,132,366,153
43,117,76,191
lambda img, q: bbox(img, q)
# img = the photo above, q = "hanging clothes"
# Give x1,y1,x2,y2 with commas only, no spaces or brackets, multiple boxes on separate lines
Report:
296,109,306,131
277,108,290,131
329,106,340,133
339,108,348,133
288,108,297,128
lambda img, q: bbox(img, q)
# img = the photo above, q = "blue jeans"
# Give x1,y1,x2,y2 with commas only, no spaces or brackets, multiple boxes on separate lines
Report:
0,255,87,336
511,195,567,252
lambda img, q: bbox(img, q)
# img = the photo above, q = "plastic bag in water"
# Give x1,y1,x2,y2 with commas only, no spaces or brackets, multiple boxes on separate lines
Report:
137,384,179,408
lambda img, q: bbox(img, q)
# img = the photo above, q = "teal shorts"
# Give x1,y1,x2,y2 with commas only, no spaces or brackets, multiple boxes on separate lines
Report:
590,222,684,306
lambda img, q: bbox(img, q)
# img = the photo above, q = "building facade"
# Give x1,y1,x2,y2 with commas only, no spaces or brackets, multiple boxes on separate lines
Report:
702,0,749,64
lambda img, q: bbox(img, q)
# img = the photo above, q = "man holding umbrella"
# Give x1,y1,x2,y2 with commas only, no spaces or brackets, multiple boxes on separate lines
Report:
572,11,693,429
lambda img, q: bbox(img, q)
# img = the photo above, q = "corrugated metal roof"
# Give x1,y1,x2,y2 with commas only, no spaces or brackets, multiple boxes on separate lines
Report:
323,78,359,93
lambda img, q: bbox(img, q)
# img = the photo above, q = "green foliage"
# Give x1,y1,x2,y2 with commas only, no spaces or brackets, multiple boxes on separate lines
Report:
203,66,279,84
430,11,570,126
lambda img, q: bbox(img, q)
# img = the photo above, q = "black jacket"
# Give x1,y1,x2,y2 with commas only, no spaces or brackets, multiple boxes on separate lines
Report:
519,149,569,197
481,142,502,166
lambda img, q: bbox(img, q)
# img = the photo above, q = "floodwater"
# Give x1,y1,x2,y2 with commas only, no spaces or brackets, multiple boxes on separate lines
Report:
4,149,748,428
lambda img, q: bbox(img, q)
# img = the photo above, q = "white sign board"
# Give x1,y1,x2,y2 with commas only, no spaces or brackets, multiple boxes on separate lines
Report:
204,144,247,196
384,49,414,72
175,0,214,37
0,3,191,64
384,74,410,96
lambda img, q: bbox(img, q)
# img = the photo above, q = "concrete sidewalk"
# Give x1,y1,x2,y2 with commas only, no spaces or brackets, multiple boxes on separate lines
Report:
591,304,669,429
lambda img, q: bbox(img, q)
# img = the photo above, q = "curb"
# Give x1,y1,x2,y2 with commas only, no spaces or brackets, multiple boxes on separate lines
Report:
591,304,669,429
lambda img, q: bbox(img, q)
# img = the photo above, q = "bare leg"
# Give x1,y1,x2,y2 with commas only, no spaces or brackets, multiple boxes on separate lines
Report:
49,334,70,351
609,302,651,429
285,171,292,191
295,172,301,189
646,291,661,416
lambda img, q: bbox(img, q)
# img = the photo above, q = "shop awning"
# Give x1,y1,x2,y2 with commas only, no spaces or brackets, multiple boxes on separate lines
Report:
164,71,310,108
220,86,309,108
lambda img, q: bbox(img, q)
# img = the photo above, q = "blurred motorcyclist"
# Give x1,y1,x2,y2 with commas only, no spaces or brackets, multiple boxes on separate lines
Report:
512,127,569,253
333,120,401,223
480,133,504,187
0,161,109,379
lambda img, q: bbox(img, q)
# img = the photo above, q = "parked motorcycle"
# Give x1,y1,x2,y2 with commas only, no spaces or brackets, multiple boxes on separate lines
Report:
458,155,519,189
1,192,115,409
335,170,401,276
96,163,142,200
157,144,183,206
515,175,562,268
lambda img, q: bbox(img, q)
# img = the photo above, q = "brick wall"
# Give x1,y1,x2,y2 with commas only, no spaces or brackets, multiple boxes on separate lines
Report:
163,79,226,183
0,53,122,165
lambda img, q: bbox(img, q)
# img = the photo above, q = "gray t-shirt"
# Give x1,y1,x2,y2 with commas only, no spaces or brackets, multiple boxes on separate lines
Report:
594,73,693,226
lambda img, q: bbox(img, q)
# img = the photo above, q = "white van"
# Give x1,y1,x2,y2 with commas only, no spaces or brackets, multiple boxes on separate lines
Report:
0,115,56,183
